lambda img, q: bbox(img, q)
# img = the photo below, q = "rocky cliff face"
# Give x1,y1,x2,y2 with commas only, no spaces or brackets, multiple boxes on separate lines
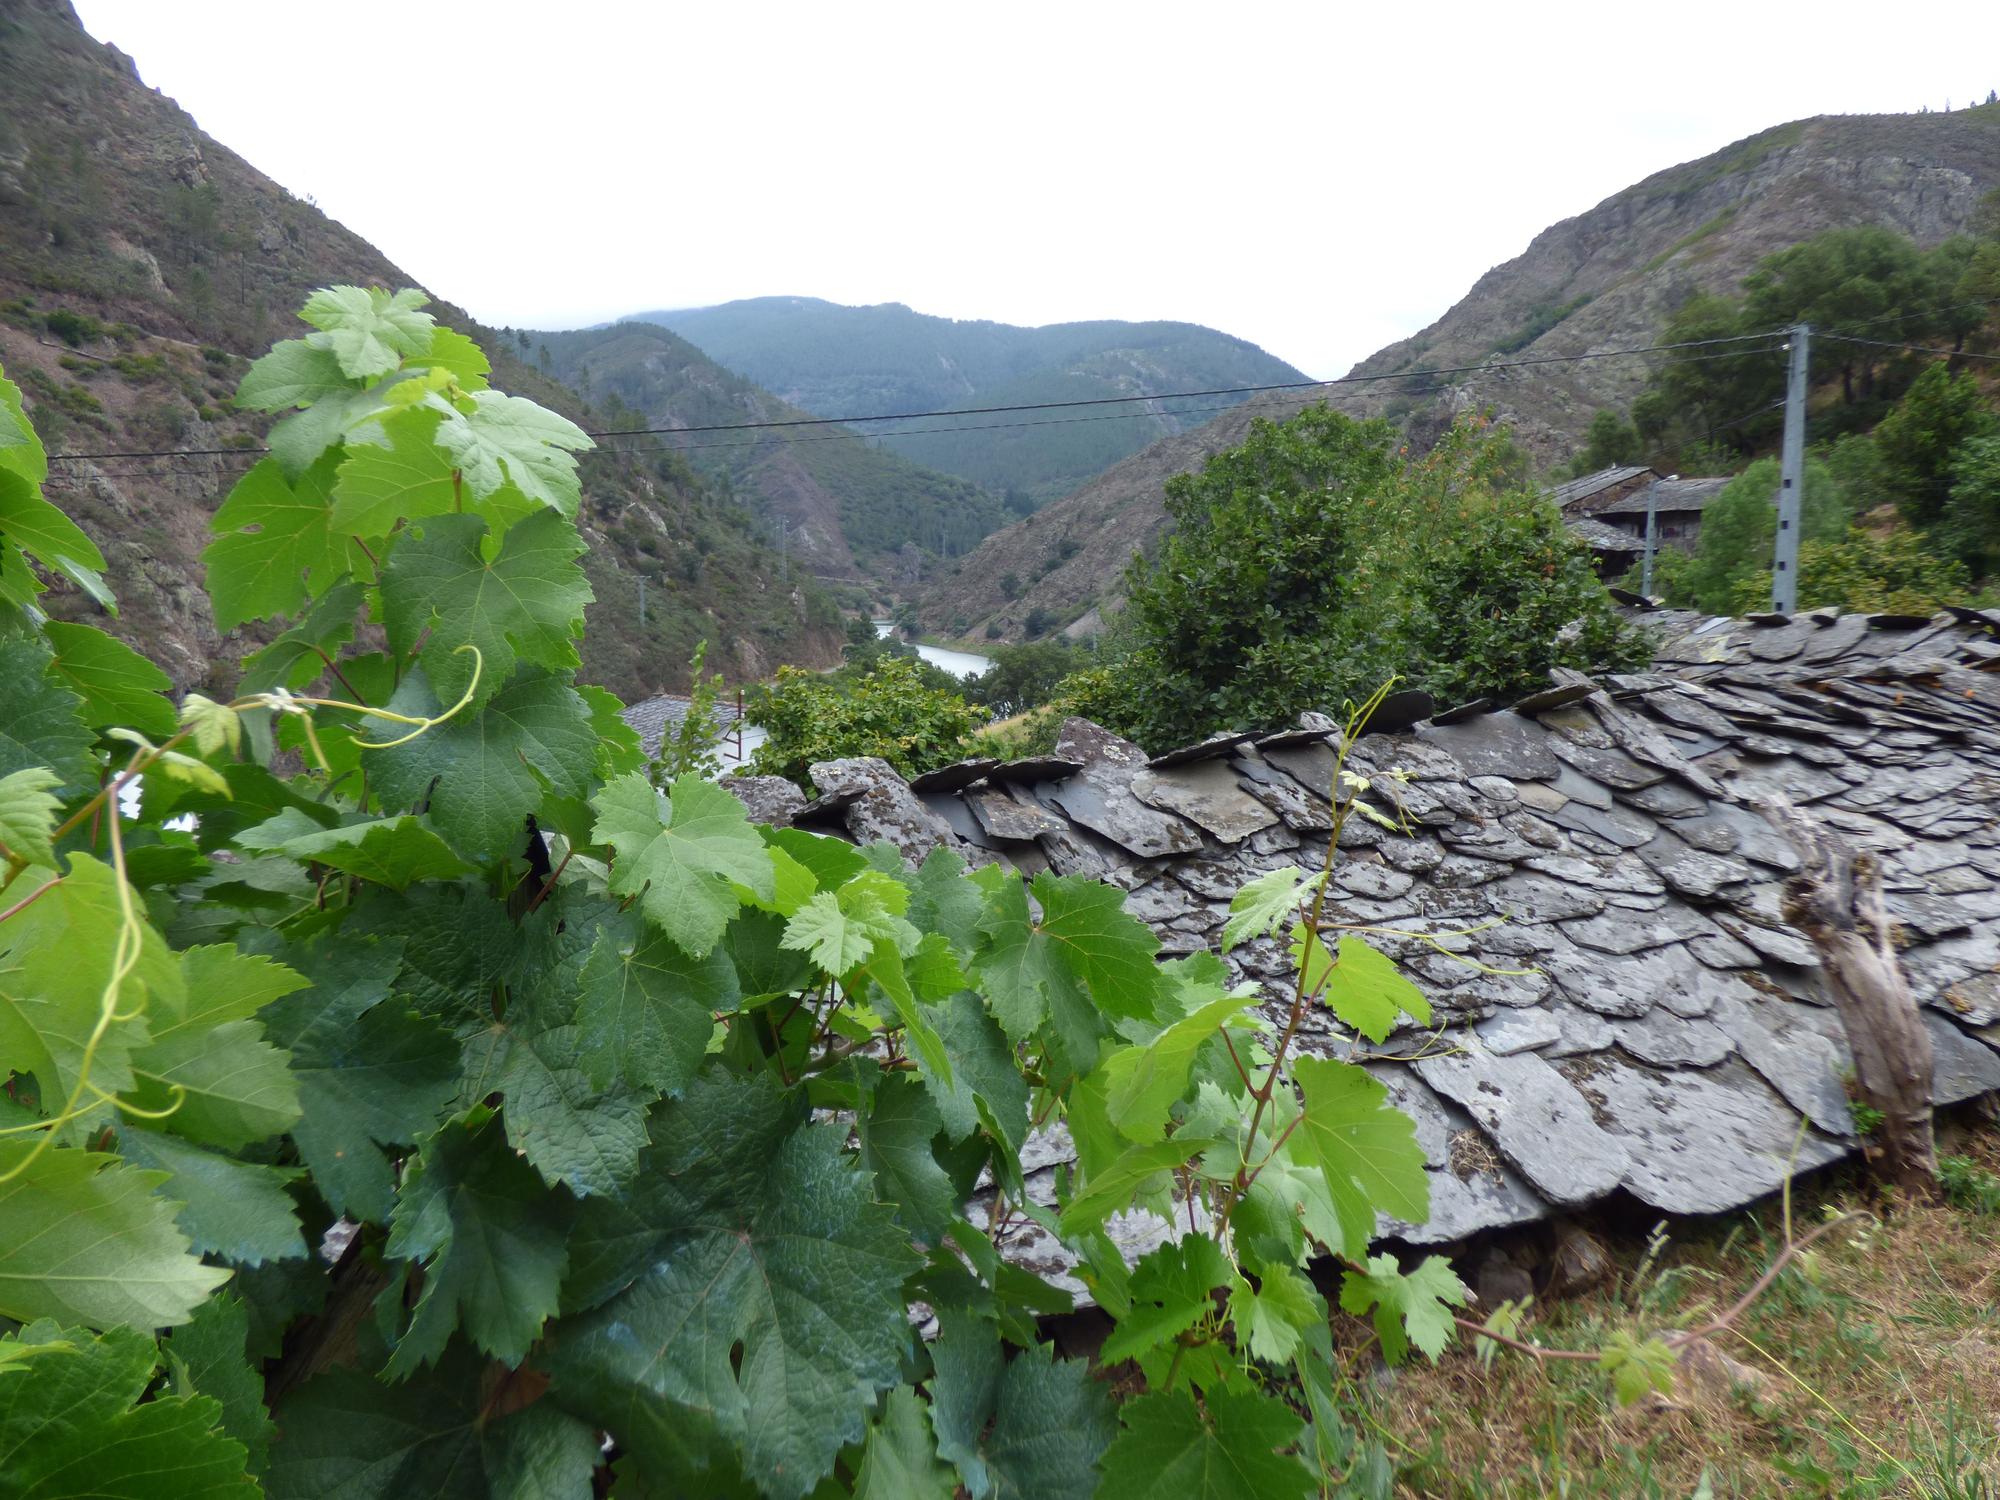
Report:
0,0,842,698
926,109,2000,640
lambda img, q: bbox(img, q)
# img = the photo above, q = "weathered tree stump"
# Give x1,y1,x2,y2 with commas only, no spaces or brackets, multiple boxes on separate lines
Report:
1767,797,1938,1196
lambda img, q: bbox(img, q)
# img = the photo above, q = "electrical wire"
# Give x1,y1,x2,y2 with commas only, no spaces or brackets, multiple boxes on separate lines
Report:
38,330,1790,464
1813,332,2000,362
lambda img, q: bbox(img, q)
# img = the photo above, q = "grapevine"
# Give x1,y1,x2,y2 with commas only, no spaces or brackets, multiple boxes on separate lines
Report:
0,290,1819,1498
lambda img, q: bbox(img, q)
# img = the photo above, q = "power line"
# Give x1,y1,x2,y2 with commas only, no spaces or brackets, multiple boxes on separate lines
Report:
39,330,1788,465
1814,332,2000,362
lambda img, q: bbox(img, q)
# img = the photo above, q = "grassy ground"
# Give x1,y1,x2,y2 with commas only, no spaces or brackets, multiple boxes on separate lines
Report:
1327,1115,2000,1498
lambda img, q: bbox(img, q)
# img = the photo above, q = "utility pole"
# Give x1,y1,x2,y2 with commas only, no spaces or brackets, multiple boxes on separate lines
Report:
1772,323,1810,613
1641,477,1661,597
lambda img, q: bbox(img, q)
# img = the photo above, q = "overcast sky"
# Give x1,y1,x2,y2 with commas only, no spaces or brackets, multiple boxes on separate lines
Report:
73,1,2000,379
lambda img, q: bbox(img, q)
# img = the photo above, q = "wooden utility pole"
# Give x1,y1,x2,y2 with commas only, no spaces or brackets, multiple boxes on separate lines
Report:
1769,797,1938,1195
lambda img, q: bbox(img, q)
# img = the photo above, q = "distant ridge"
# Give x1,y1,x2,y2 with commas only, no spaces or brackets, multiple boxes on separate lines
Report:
641,296,1309,505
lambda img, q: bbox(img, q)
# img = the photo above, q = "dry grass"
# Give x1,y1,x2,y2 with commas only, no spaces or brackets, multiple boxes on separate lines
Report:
1324,1118,2000,1498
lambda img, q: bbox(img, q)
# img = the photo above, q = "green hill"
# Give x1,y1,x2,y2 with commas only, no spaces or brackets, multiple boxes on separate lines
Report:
530,321,1008,583
641,297,1310,505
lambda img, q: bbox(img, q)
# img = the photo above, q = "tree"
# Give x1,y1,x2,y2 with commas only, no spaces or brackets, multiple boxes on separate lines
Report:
1084,407,1647,748
1632,293,1782,459
1872,362,1998,525
1667,457,1851,614
1941,433,2000,579
1727,522,1972,615
1743,227,1930,404
1567,408,1644,474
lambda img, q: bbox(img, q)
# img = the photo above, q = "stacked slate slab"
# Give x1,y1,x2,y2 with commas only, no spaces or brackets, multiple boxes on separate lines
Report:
726,608,2000,1277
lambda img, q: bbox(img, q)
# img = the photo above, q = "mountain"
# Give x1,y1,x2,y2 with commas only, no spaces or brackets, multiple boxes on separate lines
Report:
924,107,2000,641
527,320,1006,586
0,0,842,698
641,297,1311,505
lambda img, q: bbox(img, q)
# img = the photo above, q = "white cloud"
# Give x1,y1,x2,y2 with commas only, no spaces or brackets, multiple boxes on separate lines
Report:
74,0,2000,378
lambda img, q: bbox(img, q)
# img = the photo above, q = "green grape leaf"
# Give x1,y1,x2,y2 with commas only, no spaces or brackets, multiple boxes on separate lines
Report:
380,509,593,708
41,621,177,737
383,1109,574,1377
1222,866,1324,952
575,922,735,1096
1599,1330,1678,1407
904,846,988,956
300,285,434,378
855,1386,955,1500
420,328,492,391
0,1319,255,1499
0,766,62,868
930,989,1029,1151
1338,1252,1467,1365
1098,1235,1235,1366
973,872,1160,1061
764,826,867,897
1226,1261,1323,1366
116,1127,306,1267
461,1018,649,1199
329,406,458,537
1098,987,1257,1143
579,682,646,781
368,666,597,860
0,855,181,1104
235,338,354,412
974,1341,1116,1500
124,946,308,1151
0,1145,230,1329
0,640,92,790
1289,1056,1429,1260
435,389,592,517
543,1071,921,1500
857,1072,956,1245
592,772,774,958
237,808,474,890
1096,1388,1310,1500
165,1292,276,1477
0,371,49,482
0,464,106,575
236,579,366,695
267,1345,590,1500
203,452,357,631
1292,930,1431,1043
1056,1135,1210,1238
264,384,378,480
261,939,459,1224
782,871,917,978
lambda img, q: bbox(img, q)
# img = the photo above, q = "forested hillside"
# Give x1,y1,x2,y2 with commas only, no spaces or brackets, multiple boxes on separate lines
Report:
529,320,1006,584
645,296,1309,504
0,0,842,696
924,106,2000,641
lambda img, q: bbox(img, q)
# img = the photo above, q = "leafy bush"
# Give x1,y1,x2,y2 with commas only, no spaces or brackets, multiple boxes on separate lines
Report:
747,654,985,785
1077,406,1648,748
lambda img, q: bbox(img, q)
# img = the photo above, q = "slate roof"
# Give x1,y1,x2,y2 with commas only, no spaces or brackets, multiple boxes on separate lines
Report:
619,693,748,758
1566,516,1645,553
1547,465,1657,511
729,608,2000,1284
1595,477,1733,517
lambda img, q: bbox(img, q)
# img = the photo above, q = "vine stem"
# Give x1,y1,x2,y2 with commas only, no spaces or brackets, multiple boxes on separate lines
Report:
1217,681,1397,1242
0,875,64,926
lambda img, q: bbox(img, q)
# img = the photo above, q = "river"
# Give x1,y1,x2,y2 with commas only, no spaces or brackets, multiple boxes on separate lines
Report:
874,622,993,682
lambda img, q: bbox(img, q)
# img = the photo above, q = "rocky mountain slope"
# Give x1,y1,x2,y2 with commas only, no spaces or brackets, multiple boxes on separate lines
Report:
530,320,1004,587
643,296,1309,504
925,107,2000,641
0,0,842,698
